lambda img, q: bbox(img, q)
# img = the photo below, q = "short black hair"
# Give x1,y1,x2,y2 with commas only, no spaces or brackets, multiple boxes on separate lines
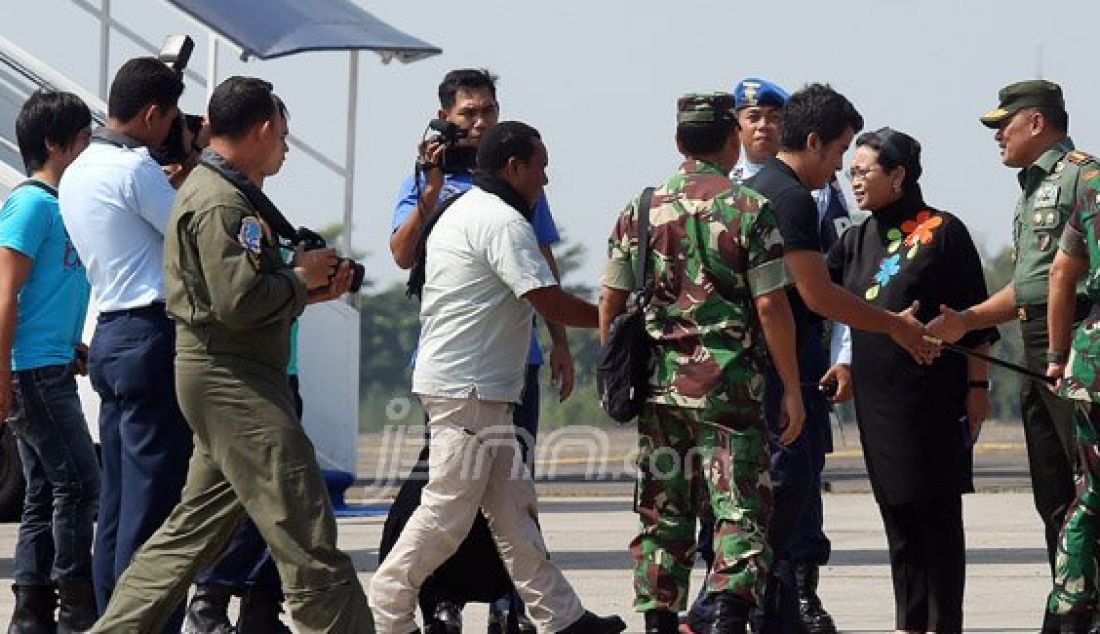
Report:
676,120,737,157
438,69,497,110
16,90,91,175
476,121,541,173
856,127,923,192
780,83,864,151
1036,105,1069,133
208,76,289,140
108,57,184,123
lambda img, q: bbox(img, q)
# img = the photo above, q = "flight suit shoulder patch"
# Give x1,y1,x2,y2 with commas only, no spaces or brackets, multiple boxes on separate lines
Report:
237,216,264,254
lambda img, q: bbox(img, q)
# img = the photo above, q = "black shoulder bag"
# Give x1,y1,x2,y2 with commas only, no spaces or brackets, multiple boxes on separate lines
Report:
597,187,655,423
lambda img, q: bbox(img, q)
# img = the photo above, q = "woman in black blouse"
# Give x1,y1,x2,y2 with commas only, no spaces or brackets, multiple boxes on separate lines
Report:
827,128,998,633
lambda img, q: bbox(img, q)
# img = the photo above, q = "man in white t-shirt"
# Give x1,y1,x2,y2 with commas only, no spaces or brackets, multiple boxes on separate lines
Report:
369,121,624,634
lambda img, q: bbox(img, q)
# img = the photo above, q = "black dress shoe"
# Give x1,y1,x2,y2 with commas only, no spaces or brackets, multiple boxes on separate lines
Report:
182,584,235,634
487,606,537,634
555,610,627,634
424,599,463,634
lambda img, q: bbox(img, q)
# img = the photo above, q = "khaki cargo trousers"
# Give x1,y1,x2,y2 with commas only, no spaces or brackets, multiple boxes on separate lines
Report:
93,356,373,633
369,393,584,633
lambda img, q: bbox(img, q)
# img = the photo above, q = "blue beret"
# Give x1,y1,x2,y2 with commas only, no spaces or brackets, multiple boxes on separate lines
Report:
733,78,789,110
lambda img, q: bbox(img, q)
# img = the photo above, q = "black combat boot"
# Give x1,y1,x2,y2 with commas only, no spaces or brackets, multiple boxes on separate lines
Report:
708,593,750,634
1058,613,1092,634
236,587,291,634
794,563,837,633
56,579,97,633
644,609,678,634
555,610,627,633
8,584,57,634
182,584,235,634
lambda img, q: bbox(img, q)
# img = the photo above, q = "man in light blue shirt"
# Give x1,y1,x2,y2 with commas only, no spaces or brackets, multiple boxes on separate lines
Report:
0,90,100,633
58,57,194,628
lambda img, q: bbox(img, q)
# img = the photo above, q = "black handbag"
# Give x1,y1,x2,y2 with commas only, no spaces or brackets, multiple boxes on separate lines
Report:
597,187,655,423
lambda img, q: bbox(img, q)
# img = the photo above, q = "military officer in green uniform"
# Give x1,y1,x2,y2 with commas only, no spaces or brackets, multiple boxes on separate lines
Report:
92,76,373,633
599,93,804,634
1045,124,1100,633
929,79,1090,632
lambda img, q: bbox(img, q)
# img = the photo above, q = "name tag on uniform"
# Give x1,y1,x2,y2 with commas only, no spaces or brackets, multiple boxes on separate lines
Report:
1035,182,1060,209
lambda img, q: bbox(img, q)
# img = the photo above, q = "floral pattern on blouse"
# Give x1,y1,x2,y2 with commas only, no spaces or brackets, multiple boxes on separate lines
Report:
865,210,943,301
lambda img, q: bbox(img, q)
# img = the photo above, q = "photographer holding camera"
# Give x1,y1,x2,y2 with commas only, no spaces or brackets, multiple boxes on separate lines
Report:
387,67,571,634
93,75,373,633
57,54,196,629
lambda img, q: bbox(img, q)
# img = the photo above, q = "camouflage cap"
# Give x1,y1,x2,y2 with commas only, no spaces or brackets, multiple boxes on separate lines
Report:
980,79,1065,128
677,92,737,125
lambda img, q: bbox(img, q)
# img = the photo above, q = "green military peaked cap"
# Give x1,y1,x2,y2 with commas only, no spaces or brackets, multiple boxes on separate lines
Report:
980,79,1065,128
677,92,736,124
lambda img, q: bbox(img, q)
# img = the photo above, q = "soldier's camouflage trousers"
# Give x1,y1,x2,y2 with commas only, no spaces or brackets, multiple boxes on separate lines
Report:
631,401,772,613
1048,403,1100,616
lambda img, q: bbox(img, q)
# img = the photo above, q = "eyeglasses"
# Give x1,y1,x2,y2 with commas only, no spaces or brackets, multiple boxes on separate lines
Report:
845,165,880,182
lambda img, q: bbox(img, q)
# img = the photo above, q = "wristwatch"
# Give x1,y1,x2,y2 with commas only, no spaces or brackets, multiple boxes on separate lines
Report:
967,380,990,390
1046,350,1069,365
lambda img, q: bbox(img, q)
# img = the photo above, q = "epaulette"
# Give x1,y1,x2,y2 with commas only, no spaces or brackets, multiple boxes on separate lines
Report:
1067,149,1094,165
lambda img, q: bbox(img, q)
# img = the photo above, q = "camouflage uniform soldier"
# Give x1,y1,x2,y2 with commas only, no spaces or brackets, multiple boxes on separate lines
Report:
599,93,804,634
1045,149,1100,630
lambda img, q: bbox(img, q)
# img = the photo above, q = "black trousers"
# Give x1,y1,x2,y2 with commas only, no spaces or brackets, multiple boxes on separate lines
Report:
879,495,965,633
1019,317,1077,571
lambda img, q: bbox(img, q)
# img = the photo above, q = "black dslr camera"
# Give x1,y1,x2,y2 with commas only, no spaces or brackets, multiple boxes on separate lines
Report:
426,119,473,172
294,228,366,294
151,35,203,166
428,118,468,147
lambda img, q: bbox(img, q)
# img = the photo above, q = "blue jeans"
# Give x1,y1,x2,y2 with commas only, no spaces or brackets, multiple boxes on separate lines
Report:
90,306,193,628
8,364,100,586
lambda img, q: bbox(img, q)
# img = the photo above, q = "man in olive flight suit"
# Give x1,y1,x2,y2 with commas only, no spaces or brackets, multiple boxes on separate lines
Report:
929,79,1091,632
92,76,373,633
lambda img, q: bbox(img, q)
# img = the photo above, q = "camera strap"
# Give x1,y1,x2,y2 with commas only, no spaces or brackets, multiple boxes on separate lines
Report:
198,148,298,243
90,127,145,149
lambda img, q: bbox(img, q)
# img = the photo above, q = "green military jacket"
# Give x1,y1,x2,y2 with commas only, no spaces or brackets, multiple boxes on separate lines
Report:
603,159,787,412
1013,137,1089,306
1056,155,1100,403
163,163,307,372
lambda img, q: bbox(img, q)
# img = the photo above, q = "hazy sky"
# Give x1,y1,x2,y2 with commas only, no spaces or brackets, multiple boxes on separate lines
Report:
8,0,1100,292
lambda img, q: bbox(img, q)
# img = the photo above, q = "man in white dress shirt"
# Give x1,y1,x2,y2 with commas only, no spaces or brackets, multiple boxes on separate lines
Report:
58,56,194,628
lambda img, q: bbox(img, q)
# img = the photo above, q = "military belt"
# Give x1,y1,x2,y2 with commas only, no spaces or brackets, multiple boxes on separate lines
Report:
1016,297,1091,322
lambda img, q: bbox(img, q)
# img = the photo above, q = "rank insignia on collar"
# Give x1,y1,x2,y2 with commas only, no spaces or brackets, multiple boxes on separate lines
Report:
238,217,263,254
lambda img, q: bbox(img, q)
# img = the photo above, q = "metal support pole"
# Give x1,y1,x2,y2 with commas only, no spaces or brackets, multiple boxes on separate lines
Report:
206,31,218,104
98,0,111,100
341,51,359,260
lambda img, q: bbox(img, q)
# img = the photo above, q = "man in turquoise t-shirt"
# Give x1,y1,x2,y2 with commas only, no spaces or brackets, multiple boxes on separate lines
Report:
0,90,99,633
